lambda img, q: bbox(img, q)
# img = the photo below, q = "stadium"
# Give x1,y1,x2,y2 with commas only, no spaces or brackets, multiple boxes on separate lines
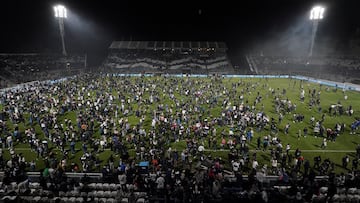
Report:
0,1,360,202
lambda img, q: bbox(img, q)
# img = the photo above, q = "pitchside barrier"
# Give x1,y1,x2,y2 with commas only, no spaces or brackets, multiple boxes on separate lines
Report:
0,171,329,183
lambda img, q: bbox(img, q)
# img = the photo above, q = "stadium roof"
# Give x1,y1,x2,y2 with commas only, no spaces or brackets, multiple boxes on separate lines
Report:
109,41,227,51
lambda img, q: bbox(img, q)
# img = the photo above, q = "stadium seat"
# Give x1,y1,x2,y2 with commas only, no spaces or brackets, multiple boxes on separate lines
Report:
348,188,357,194
110,191,118,198
75,197,84,203
88,191,95,198
40,197,49,202
320,187,328,194
121,198,129,203
97,190,105,197
109,183,117,190
106,198,116,203
59,191,66,197
51,197,61,203
353,195,360,202
104,191,111,198
60,197,69,203
339,193,347,202
2,196,17,201
347,194,355,202
71,190,79,197
96,183,103,190
68,197,76,203
30,182,41,189
81,192,87,197
33,196,41,202
89,183,96,189
137,198,146,203
103,183,110,190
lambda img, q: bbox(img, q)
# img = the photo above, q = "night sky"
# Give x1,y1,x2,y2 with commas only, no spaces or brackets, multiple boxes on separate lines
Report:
1,0,359,65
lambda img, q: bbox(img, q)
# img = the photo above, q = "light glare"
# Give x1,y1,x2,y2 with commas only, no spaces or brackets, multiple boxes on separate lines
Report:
54,5,67,18
310,6,325,20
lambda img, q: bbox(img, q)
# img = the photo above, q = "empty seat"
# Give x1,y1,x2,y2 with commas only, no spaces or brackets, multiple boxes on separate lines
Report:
346,194,354,202
68,197,76,203
106,198,116,203
60,197,69,203
75,197,84,203
2,196,17,201
110,191,118,198
104,191,111,198
40,197,49,202
320,187,328,194
51,197,61,203
348,188,357,194
121,198,129,203
339,194,347,202
109,183,117,190
103,183,110,190
353,195,360,202
96,183,103,190
32,196,41,202
88,183,96,189
88,191,96,198
137,198,146,203
96,190,105,197
59,191,66,197
30,182,41,189
65,191,72,197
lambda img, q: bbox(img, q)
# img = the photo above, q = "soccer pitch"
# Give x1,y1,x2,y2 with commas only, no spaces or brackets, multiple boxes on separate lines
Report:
1,76,360,174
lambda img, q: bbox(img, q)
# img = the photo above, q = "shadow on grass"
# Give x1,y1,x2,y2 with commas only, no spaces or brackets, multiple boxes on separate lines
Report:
261,154,270,162
347,152,356,158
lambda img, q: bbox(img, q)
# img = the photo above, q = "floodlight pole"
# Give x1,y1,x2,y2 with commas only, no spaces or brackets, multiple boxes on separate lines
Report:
58,17,67,56
309,6,324,57
54,5,67,56
309,20,319,57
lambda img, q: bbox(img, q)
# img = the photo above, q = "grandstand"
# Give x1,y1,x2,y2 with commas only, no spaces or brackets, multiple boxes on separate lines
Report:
246,54,360,83
102,41,235,75
0,53,87,88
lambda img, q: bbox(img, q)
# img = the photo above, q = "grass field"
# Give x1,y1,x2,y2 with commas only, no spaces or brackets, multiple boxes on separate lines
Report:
1,76,360,174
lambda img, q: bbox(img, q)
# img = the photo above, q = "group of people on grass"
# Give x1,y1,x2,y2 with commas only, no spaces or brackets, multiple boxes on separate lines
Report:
0,74,359,201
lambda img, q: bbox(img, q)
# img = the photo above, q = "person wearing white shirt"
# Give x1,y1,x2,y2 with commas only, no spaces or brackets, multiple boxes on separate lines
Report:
252,159,259,169
232,160,240,172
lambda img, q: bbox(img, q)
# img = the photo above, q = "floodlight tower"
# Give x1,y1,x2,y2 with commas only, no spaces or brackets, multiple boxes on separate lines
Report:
309,6,325,57
54,5,67,56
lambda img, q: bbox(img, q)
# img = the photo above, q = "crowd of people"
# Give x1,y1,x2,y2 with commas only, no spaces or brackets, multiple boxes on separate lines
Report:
0,74,359,202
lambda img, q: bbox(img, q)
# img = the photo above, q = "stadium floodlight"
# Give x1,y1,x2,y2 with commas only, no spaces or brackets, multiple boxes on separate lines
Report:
54,5,67,18
54,5,67,56
309,6,325,57
310,6,324,20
